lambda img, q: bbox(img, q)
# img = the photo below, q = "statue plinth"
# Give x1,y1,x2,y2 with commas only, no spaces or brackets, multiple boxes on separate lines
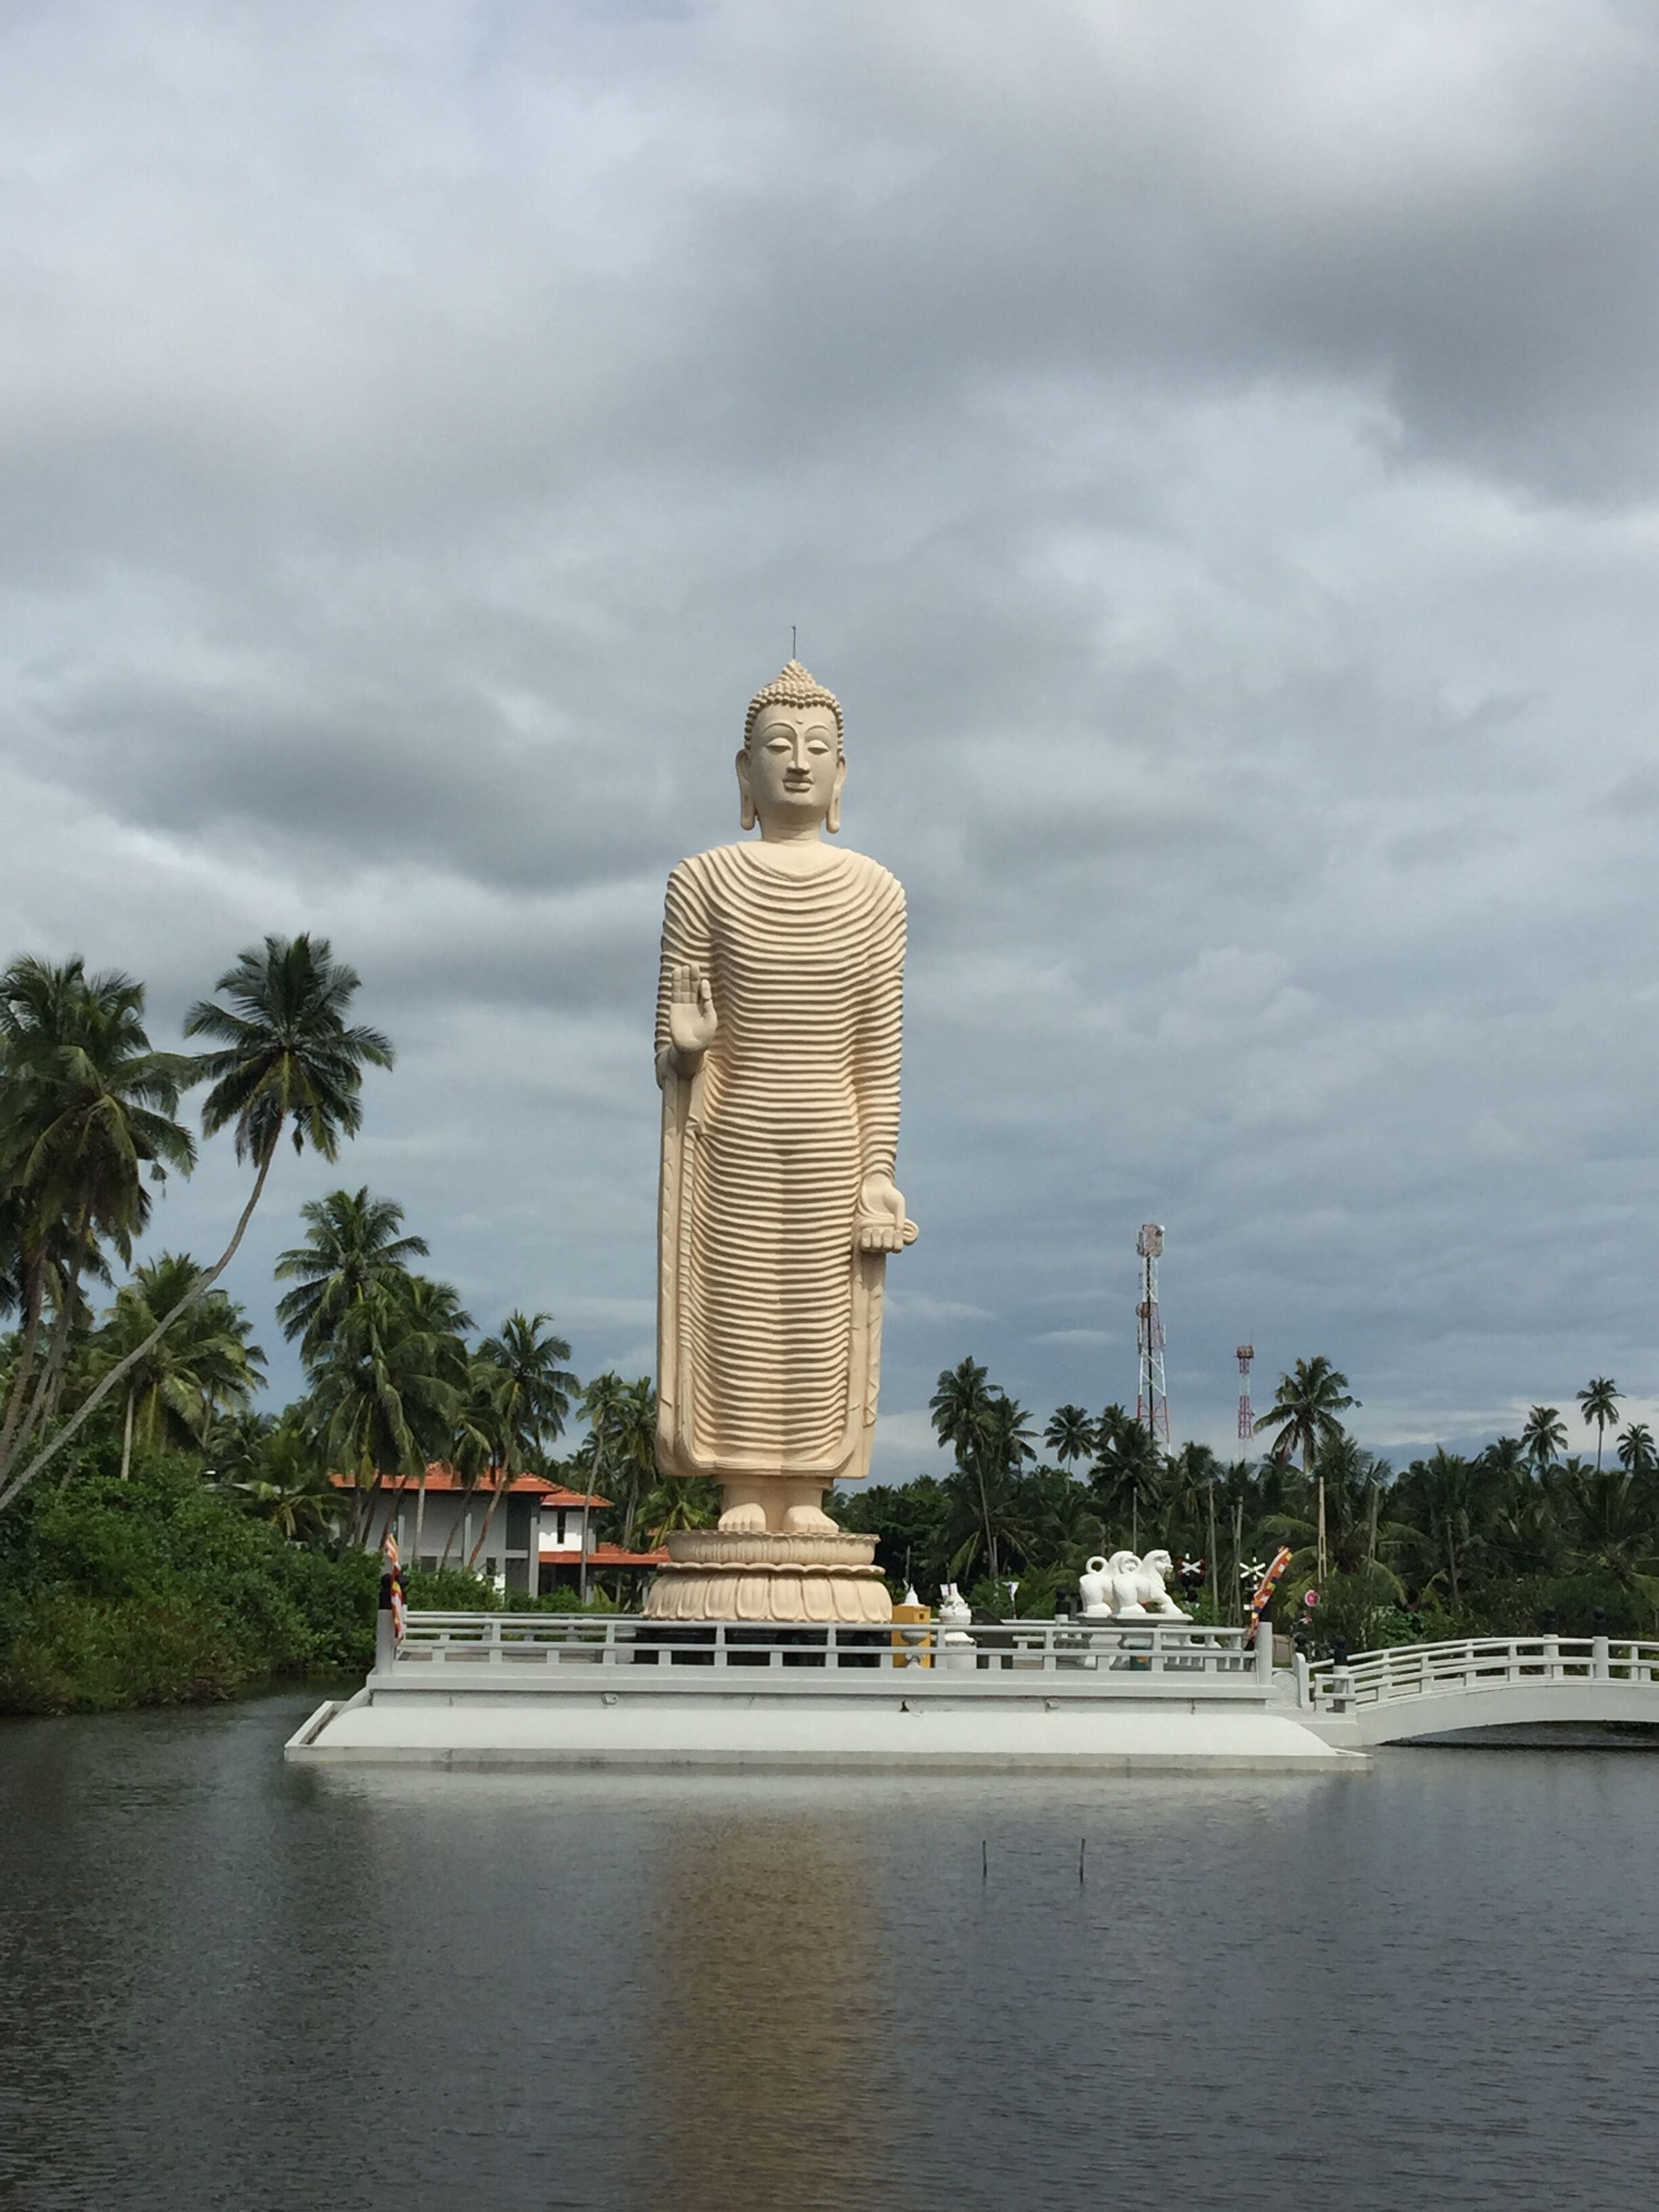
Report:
644,1528,892,1624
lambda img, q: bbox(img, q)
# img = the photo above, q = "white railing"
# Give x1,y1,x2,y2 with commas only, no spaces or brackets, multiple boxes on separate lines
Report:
390,1611,1269,1681
1305,1635,1659,1712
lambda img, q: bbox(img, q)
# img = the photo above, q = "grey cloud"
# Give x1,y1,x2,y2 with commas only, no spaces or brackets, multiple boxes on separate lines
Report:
4,1,1659,1477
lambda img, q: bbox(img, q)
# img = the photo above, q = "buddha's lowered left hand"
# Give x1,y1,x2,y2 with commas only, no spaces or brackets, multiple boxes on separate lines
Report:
855,1172,918,1254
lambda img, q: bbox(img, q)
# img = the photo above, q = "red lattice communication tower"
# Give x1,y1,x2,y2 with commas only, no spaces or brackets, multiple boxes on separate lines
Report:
1135,1223,1170,1447
1237,1344,1255,1441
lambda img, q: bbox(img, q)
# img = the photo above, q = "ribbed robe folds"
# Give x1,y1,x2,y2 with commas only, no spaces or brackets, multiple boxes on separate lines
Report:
655,844,906,1484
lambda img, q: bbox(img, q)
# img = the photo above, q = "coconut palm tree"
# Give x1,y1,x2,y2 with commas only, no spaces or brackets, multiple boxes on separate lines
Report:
640,1472,721,1546
575,1371,634,1599
476,1313,577,1472
465,1314,576,1574
1521,1404,1568,1472
946,1392,1036,1587
274,1187,429,1357
552,1376,656,1593
1161,1439,1223,1592
380,1275,474,1565
305,1278,464,1544
1616,1422,1658,1476
1561,1465,1659,1595
0,956,196,1492
0,935,392,1511
930,1358,996,1461
930,1359,1010,1582
205,1406,276,1482
1577,1377,1621,1471
1478,1434,1529,1481
1397,1446,1494,1610
1089,1403,1164,1552
1016,1465,1106,1585
1254,1357,1356,1474
1261,1435,1404,1591
96,1253,266,1476
1253,1357,1357,1580
1043,1404,1097,1470
604,1378,659,1551
227,1414,342,1544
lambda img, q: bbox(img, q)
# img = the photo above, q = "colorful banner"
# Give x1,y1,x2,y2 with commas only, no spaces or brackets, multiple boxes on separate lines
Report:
383,1532,407,1644
1246,1544,1293,1644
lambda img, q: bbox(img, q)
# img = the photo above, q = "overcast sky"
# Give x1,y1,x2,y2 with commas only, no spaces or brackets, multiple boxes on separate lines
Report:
5,0,1659,1476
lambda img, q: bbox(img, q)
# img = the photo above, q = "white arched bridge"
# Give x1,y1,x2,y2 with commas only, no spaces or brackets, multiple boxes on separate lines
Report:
1300,1634,1659,1748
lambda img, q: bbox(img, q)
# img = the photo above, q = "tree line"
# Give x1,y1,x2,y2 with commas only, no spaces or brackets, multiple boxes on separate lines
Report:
0,945,697,1591
833,1353,1659,1644
7,941,1658,1664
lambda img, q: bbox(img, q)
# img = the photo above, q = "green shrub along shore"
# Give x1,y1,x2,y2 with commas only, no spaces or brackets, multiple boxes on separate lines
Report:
0,1457,380,1714
0,1453,628,1716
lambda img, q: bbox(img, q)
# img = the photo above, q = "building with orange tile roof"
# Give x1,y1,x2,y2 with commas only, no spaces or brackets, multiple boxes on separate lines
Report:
334,1463,665,1596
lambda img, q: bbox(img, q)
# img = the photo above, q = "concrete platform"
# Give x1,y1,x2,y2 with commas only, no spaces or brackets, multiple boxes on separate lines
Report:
286,1614,1361,1771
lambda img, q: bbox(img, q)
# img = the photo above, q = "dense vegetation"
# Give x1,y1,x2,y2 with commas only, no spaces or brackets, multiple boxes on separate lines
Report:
5,942,1656,1711
0,1456,382,1712
836,1355,1659,1647
0,943,697,1709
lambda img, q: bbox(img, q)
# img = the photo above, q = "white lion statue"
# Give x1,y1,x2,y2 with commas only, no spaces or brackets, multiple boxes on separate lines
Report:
1078,1548,1190,1620
1079,1557,1115,1618
1132,1548,1190,1619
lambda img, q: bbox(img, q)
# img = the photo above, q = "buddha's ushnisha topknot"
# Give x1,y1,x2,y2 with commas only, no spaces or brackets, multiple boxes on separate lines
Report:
743,659,844,750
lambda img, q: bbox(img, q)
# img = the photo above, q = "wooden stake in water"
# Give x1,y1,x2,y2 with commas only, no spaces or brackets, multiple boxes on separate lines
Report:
981,1839,987,1881
1079,1837,1086,1883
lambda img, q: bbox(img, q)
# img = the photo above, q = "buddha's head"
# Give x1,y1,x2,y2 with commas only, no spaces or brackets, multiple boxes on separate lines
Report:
737,659,846,837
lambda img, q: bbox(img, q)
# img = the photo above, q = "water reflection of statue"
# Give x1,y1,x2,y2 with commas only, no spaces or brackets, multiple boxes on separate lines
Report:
653,661,916,1542
629,1809,887,2212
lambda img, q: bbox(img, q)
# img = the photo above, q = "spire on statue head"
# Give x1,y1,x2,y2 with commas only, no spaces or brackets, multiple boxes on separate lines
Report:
743,659,844,751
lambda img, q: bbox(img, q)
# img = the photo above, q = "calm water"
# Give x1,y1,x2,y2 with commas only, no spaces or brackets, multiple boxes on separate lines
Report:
3,1693,1656,2211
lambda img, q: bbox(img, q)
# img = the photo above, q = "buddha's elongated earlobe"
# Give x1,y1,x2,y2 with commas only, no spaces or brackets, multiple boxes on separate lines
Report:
825,756,846,835
736,750,756,832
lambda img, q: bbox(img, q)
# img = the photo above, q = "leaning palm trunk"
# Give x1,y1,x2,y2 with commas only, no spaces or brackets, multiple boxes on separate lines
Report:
374,1473,411,1554
467,1465,512,1575
352,1484,378,1549
119,1391,135,1481
413,1465,430,1567
437,1471,478,1570
6,1291,77,1471
579,1443,605,1603
0,1272,45,1480
0,1143,276,1513
1,1225,90,1478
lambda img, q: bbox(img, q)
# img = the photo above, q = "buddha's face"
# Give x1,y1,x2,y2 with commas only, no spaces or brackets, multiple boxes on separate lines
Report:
737,702,846,835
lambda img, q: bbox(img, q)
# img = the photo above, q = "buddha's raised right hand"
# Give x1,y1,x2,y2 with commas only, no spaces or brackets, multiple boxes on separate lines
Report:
668,960,718,1067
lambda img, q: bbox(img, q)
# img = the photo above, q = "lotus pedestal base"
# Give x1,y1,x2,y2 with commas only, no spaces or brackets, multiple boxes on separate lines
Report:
643,1529,892,1624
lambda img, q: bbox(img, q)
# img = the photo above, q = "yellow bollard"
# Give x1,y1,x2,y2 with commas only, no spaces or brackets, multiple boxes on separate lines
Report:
891,1601,933,1668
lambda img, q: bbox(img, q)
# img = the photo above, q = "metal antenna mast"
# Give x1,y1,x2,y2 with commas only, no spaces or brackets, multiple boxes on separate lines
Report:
1236,1344,1255,1442
1134,1224,1170,1446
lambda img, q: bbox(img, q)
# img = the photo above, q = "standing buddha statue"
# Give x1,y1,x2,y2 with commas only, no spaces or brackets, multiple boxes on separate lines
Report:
644,661,916,1624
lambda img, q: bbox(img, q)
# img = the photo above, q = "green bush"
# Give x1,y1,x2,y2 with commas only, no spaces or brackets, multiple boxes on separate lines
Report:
403,1565,502,1612
1292,1565,1416,1657
1425,1572,1658,1642
508,1584,619,1613
0,1458,380,1715
399,1569,623,1614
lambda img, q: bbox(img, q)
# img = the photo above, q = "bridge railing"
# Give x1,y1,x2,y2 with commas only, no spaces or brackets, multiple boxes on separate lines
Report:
390,1612,1269,1681
1305,1634,1659,1711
